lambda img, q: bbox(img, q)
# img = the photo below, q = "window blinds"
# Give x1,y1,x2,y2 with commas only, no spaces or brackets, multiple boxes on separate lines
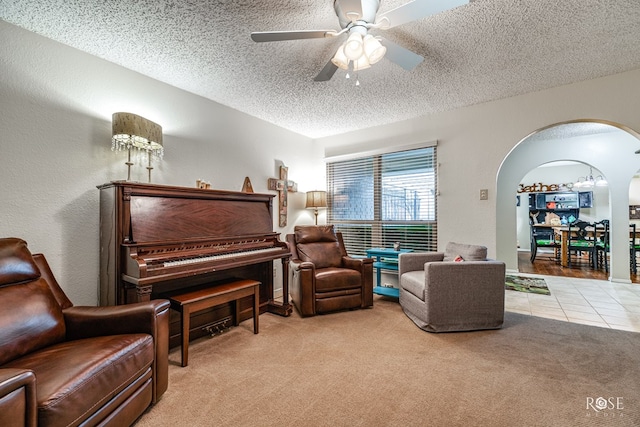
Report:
326,146,438,256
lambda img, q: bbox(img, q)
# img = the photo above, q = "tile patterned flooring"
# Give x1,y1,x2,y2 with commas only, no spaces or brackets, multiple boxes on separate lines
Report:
505,274,640,332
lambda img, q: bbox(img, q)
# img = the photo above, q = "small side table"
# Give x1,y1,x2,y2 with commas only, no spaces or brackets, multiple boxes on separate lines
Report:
366,248,413,298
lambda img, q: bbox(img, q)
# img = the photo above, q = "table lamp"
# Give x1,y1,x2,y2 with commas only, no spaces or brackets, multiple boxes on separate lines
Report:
112,112,164,182
305,190,327,225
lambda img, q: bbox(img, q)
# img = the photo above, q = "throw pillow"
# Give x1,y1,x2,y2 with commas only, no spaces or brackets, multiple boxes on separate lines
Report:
443,242,488,261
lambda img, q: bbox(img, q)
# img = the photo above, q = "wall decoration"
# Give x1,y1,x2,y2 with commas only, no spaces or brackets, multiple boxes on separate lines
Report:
578,191,593,208
242,177,254,193
196,179,211,189
268,165,297,227
517,182,573,193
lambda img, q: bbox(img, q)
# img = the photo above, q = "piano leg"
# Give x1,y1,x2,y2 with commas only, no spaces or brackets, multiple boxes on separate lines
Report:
266,258,292,317
137,284,153,302
125,282,153,304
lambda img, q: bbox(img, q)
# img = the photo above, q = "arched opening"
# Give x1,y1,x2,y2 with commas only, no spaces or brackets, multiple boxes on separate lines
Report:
496,119,640,284
517,160,609,273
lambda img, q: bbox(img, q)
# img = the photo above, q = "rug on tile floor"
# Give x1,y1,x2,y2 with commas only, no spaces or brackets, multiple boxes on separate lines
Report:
505,275,550,295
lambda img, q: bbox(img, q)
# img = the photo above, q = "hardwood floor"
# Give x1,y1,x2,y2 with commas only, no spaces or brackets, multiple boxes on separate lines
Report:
518,250,640,283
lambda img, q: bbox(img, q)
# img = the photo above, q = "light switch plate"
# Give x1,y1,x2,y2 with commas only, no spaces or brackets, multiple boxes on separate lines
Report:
480,189,489,200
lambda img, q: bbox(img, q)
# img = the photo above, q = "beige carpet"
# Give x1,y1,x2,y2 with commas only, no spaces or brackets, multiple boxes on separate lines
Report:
136,296,639,426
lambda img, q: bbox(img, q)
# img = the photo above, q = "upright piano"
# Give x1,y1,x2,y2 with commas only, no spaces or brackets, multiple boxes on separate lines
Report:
98,181,292,343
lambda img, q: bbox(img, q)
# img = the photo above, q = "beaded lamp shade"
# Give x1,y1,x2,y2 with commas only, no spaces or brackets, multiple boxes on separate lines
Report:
111,112,163,182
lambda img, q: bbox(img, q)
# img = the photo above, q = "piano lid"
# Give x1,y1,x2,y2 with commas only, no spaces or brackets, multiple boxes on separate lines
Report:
100,181,276,244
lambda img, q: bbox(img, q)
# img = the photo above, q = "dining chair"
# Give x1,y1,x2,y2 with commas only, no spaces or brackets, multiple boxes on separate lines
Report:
529,218,560,263
630,224,640,274
594,220,610,272
567,220,597,268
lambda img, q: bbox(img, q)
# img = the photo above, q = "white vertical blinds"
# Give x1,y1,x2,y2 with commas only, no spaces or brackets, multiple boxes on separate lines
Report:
326,146,438,256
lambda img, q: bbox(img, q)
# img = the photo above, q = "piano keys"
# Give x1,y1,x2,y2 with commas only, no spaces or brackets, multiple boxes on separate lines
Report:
162,243,283,268
122,234,289,285
98,181,292,346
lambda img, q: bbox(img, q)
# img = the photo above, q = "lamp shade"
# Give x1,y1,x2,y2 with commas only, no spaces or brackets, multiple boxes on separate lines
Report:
306,191,328,209
112,112,163,157
112,112,164,182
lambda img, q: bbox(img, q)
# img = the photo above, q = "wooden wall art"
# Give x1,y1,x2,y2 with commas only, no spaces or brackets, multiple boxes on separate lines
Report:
242,177,254,193
268,165,297,227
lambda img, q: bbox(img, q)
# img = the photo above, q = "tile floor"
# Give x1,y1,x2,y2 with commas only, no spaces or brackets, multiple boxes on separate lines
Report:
505,274,640,332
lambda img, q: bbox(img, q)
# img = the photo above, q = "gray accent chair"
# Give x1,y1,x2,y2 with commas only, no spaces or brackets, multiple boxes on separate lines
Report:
398,242,506,333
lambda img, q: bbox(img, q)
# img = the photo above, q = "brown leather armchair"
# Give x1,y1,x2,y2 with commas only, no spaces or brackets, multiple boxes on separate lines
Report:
0,238,170,427
286,225,373,316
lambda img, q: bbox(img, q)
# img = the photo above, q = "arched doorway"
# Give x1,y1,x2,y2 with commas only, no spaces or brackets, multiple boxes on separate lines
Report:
517,160,609,270
496,120,640,284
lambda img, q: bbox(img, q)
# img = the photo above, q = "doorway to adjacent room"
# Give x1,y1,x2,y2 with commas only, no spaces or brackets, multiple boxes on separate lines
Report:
496,119,640,284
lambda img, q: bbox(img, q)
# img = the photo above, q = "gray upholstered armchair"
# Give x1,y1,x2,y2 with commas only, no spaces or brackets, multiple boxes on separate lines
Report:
398,242,506,333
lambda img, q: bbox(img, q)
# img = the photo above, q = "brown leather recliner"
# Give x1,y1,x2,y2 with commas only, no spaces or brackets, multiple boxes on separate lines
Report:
286,225,373,317
0,238,170,427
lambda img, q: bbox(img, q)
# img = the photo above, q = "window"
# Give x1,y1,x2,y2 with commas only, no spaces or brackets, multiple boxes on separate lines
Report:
326,146,437,256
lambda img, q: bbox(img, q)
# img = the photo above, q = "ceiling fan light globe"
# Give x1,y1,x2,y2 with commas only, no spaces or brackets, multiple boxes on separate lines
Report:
363,35,386,64
331,44,350,70
343,32,364,60
353,55,371,71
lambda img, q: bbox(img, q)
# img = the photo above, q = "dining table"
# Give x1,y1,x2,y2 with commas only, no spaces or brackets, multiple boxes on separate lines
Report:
551,224,616,268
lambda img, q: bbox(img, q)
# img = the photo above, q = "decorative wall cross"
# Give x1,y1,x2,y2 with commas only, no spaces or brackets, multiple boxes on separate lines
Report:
268,165,297,227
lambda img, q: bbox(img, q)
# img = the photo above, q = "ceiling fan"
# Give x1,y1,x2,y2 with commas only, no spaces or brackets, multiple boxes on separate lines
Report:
251,0,469,81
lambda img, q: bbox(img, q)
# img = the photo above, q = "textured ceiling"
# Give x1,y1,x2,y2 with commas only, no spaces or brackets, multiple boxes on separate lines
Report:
528,122,622,142
2,0,640,139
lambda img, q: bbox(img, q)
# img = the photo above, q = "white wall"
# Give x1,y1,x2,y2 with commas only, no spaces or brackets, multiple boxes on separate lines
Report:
0,21,324,305
317,69,640,278
4,20,640,303
630,178,640,205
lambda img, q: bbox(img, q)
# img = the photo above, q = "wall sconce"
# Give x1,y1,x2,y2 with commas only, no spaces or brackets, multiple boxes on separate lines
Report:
111,112,164,182
306,191,328,225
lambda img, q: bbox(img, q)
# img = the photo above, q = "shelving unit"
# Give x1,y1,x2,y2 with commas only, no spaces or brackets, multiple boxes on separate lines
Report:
365,248,413,298
529,192,581,224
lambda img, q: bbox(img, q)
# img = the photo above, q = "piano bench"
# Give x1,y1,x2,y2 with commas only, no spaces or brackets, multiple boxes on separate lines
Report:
168,279,261,367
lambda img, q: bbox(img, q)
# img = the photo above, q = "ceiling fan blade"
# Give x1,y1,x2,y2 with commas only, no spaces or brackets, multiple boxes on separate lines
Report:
251,30,337,42
380,38,424,71
314,60,339,82
377,0,469,29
